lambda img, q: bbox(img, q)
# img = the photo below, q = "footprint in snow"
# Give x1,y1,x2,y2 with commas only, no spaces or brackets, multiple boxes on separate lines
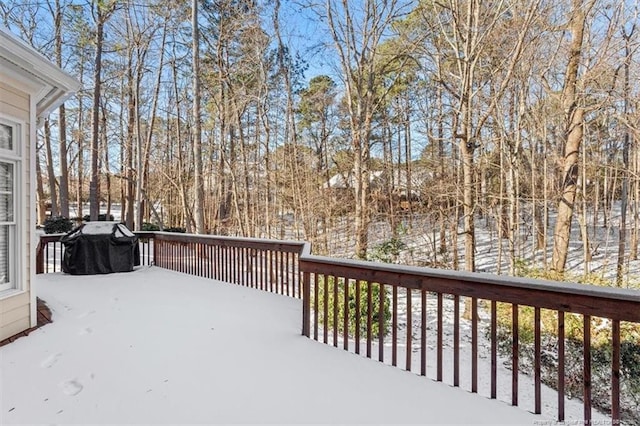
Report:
79,327,93,336
60,380,83,396
41,353,62,368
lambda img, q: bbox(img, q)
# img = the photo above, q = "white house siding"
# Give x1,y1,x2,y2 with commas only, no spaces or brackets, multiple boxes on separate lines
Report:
0,78,31,341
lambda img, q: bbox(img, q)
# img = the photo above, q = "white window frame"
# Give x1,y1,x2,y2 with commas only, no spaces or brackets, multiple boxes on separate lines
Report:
0,117,22,294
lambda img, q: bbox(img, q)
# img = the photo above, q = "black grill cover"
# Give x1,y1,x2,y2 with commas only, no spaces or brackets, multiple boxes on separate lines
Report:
61,222,140,275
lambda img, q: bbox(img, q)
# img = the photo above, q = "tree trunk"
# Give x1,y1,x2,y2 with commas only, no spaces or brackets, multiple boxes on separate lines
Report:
616,29,634,285
460,140,476,272
192,0,205,233
53,0,70,218
101,104,112,217
89,2,110,221
550,0,591,273
354,126,372,259
632,144,639,260
138,20,167,231
76,62,85,222
126,53,136,229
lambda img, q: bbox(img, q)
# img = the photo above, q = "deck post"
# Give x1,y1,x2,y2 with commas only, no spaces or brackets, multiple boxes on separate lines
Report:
152,233,158,267
302,270,311,337
35,240,45,274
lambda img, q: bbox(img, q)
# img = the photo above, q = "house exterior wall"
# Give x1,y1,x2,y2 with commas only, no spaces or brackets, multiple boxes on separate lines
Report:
0,78,32,341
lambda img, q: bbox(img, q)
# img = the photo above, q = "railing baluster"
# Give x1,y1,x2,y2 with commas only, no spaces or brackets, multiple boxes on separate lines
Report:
280,251,285,296
454,295,459,387
242,246,247,286
323,274,329,345
378,283,385,363
332,275,338,347
355,280,361,355
261,249,266,291
472,297,477,393
232,246,235,283
248,248,253,287
366,281,372,358
437,292,443,382
512,304,519,406
236,246,241,285
392,285,398,367
263,249,268,292
224,245,231,282
313,272,319,341
285,252,290,296
421,289,426,377
271,250,276,293
612,319,620,422
534,307,541,414
558,310,565,422
406,287,412,372
229,245,232,281
52,242,56,272
583,315,592,423
491,300,497,399
343,278,349,351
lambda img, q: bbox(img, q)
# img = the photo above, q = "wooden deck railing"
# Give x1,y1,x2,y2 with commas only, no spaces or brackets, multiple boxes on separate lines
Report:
299,254,640,424
37,231,639,423
151,232,308,298
36,231,309,298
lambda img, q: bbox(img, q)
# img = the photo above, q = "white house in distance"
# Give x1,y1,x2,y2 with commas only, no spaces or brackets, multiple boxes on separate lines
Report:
0,28,80,341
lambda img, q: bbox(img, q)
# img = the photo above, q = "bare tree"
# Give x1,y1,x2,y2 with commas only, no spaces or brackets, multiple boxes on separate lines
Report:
419,0,541,271
324,0,409,259
89,0,116,221
616,6,637,285
48,0,72,218
551,0,597,273
192,0,205,233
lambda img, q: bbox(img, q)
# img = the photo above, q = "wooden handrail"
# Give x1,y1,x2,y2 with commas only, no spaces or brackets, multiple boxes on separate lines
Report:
298,253,637,424
298,254,640,322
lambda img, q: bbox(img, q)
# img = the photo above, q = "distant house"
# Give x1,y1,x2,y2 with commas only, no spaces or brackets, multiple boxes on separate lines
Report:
0,28,80,341
324,169,429,212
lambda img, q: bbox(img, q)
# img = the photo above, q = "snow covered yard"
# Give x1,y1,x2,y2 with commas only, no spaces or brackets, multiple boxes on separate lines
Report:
1,267,549,424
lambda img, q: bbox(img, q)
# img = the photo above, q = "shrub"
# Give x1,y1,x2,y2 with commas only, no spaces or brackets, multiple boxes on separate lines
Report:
141,222,160,231
164,226,186,233
367,226,407,264
314,275,391,338
82,213,114,222
43,216,73,234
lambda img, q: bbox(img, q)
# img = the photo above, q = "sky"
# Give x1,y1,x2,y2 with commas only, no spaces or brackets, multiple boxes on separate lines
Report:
0,266,594,425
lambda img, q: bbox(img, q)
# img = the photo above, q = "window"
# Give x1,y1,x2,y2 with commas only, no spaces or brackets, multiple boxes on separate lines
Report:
0,121,19,293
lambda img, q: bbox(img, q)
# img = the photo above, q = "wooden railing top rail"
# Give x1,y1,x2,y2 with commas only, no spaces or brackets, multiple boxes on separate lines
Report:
299,254,640,322
38,231,311,256
150,231,311,254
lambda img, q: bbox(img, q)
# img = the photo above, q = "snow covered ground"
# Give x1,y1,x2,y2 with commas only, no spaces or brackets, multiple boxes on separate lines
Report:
2,267,551,425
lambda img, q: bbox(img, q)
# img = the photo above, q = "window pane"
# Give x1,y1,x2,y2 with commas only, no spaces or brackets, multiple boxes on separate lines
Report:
0,162,13,222
0,225,8,285
0,124,11,150
0,162,12,192
0,194,12,222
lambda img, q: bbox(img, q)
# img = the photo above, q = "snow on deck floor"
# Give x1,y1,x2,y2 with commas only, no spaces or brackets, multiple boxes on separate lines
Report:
2,267,547,425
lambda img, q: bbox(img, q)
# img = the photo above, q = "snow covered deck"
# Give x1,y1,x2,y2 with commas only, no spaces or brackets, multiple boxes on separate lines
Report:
1,266,546,424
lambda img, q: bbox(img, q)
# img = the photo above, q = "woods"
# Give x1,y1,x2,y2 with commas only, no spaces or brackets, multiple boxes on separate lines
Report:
2,0,639,280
